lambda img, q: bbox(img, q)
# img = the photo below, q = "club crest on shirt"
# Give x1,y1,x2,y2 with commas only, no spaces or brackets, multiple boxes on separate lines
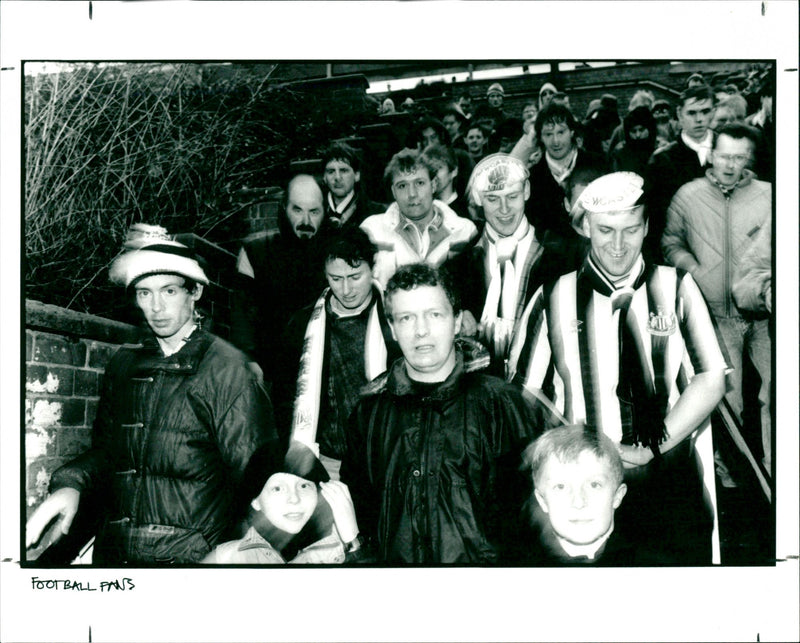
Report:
647,307,677,336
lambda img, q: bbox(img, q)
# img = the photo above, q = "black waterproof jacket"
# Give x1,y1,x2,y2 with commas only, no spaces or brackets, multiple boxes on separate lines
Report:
50,329,277,564
340,354,557,564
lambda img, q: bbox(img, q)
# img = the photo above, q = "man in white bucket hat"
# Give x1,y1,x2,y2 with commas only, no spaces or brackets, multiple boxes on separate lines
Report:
27,224,278,564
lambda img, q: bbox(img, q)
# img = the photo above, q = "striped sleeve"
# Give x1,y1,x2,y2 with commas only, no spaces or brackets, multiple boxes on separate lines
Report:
676,270,729,374
507,284,551,393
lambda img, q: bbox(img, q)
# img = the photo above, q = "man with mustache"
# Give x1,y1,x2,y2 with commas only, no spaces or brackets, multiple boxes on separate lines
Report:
231,173,331,385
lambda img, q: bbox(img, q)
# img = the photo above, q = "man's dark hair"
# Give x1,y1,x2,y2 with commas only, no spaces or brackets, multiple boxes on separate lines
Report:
320,142,362,174
465,122,490,138
322,226,377,271
384,263,460,320
421,143,457,172
713,122,760,150
413,117,449,149
534,101,578,141
678,84,716,109
384,148,436,183
441,106,467,128
128,274,201,300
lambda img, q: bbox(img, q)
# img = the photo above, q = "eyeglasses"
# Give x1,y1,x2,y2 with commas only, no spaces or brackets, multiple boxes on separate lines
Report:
714,153,749,165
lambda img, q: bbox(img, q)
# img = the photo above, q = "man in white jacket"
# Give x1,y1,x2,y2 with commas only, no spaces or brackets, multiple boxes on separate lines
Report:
360,148,476,286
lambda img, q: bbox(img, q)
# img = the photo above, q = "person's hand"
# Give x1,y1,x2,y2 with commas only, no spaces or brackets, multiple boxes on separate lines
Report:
26,487,80,548
618,444,655,469
459,310,479,337
319,481,359,544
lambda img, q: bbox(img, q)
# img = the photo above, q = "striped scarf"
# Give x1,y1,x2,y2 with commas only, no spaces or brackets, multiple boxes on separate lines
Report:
290,285,389,452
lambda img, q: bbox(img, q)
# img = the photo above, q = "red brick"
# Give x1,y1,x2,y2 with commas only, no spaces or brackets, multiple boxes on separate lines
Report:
32,334,87,367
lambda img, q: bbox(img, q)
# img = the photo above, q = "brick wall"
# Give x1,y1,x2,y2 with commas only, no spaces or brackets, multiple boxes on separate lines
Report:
24,300,140,558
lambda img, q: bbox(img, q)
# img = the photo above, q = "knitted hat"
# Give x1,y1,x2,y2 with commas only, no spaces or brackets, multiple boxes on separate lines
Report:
570,172,644,235
468,153,529,207
487,82,505,97
539,82,557,97
108,223,209,288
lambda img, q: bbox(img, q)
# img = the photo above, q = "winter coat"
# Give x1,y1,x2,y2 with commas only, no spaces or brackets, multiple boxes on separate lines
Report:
340,354,557,563
49,329,277,564
202,526,346,564
662,169,772,319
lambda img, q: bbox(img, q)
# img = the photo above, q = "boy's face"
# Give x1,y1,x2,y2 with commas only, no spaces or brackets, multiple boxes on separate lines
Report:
534,451,627,546
252,473,318,535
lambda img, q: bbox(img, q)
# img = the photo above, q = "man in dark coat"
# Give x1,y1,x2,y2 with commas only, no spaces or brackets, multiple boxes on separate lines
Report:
340,263,558,564
230,174,331,384
26,225,278,564
644,84,717,262
516,102,608,255
320,142,385,230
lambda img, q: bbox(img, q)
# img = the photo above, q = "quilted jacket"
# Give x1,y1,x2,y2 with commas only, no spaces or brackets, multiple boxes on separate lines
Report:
661,169,771,319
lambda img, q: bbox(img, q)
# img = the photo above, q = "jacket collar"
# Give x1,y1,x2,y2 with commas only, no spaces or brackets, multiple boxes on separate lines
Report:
387,352,464,401
136,327,215,375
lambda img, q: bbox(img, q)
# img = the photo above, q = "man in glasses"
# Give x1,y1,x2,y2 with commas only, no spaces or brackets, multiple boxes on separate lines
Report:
662,122,773,478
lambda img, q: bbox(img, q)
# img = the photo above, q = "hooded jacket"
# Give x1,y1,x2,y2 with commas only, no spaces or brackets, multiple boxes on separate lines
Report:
662,169,771,319
49,329,277,564
611,106,657,176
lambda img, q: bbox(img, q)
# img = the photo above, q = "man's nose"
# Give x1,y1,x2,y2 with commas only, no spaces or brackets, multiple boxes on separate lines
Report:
612,231,625,251
414,316,430,337
408,183,419,198
571,486,587,509
287,487,300,504
151,294,164,312
341,279,352,296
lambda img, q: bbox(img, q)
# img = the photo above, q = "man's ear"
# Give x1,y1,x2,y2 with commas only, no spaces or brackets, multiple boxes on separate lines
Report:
534,488,549,514
354,171,361,184
250,497,261,512
582,211,591,237
524,179,531,201
612,482,627,510
454,310,462,335
388,319,398,342
192,284,204,302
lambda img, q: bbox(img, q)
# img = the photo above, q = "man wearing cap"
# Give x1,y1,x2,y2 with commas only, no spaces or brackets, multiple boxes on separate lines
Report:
320,142,385,230
473,82,508,132
26,225,278,564
644,85,717,262
447,154,577,376
360,148,477,286
231,173,330,383
508,172,727,564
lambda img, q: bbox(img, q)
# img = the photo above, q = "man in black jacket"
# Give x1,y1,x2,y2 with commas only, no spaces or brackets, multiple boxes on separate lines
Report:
26,225,278,564
230,173,331,384
340,263,558,563
644,84,716,262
